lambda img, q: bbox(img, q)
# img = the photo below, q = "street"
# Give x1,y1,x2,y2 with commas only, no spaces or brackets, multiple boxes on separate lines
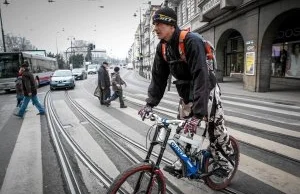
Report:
0,69,300,194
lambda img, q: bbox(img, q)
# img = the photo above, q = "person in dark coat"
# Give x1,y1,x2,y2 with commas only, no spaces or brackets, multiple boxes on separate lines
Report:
14,61,45,118
97,61,111,105
104,67,127,108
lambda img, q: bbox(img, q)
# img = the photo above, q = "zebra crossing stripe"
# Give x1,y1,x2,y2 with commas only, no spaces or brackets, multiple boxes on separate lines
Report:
0,105,43,194
239,154,300,194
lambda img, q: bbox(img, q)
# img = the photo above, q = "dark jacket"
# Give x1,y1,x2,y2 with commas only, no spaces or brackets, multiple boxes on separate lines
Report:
98,65,110,89
22,68,37,96
146,27,209,118
111,72,126,91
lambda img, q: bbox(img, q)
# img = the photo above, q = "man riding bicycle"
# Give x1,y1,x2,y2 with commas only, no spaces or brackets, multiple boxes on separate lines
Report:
138,6,233,174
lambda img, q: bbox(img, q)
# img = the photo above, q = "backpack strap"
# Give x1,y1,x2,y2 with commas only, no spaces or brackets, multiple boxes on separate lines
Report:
161,43,167,61
178,30,188,62
205,41,214,60
161,30,189,63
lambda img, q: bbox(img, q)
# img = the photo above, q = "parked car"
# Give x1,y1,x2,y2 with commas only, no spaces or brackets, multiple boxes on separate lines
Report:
72,68,87,80
50,69,75,90
127,63,133,70
87,64,98,74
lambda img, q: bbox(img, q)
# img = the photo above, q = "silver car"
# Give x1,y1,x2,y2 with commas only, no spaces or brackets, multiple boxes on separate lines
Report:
50,69,75,90
72,68,87,80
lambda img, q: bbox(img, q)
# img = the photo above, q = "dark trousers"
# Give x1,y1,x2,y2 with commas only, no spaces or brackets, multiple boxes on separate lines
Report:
99,87,111,104
107,90,124,106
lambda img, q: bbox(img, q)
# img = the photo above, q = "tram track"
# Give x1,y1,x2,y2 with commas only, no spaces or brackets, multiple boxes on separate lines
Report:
46,91,128,194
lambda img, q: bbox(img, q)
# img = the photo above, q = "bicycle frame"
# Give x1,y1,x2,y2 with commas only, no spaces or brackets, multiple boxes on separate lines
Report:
143,114,211,178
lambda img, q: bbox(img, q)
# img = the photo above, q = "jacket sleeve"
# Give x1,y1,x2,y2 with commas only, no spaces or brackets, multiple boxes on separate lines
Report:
146,44,170,107
97,70,101,87
120,76,126,85
99,69,105,88
185,34,209,119
23,75,32,94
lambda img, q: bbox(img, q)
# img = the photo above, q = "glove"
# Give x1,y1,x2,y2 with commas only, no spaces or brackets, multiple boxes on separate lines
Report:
184,117,201,134
138,105,153,120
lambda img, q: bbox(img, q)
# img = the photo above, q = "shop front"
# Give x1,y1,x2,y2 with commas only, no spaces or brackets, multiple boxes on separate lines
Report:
259,7,300,91
197,0,300,92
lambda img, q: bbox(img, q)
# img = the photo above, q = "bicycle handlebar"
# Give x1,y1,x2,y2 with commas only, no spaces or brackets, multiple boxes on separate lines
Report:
146,112,186,127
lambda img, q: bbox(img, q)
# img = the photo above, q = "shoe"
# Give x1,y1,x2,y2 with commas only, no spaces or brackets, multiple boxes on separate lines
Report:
37,112,45,115
120,105,127,108
13,113,23,118
163,165,182,177
103,101,111,107
214,151,233,176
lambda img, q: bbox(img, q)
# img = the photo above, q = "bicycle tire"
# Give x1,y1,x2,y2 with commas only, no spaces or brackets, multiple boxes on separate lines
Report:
204,135,240,190
107,162,166,194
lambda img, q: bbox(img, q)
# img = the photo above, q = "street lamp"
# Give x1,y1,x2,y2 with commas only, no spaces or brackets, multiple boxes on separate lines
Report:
0,0,9,52
66,36,75,69
133,8,143,77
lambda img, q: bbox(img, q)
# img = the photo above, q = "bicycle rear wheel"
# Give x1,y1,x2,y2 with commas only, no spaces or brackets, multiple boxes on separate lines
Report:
107,162,166,194
204,135,240,190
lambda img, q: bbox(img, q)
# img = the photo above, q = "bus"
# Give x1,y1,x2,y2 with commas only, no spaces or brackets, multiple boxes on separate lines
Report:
0,51,58,92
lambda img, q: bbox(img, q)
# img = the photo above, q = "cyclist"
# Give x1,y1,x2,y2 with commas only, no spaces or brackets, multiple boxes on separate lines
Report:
138,6,233,173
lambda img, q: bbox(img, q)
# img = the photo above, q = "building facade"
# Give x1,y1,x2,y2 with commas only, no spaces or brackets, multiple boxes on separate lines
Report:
131,0,300,92
193,0,300,92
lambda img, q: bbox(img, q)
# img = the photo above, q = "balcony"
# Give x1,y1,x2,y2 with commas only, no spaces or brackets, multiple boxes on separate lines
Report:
198,0,243,22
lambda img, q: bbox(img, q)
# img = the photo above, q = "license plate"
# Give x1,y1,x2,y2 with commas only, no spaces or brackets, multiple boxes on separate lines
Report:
57,83,65,86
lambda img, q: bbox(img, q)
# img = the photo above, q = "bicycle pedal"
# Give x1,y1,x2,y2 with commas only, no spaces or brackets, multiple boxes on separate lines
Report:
163,165,182,177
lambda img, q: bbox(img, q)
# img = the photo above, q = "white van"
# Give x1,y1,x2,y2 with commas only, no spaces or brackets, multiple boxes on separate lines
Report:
127,63,133,70
87,64,98,74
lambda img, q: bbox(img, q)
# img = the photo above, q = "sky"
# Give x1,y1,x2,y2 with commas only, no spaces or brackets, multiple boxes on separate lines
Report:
2,0,163,59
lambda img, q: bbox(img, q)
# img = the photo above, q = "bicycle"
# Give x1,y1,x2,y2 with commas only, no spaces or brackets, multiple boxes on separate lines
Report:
107,112,240,194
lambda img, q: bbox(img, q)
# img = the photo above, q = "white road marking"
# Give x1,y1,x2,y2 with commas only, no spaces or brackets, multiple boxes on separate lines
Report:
0,105,42,194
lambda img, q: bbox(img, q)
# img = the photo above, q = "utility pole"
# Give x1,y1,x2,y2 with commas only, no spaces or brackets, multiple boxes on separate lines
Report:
139,7,143,77
0,4,6,52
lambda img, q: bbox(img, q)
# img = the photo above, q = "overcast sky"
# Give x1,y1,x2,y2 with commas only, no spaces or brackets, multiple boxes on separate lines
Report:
2,0,163,59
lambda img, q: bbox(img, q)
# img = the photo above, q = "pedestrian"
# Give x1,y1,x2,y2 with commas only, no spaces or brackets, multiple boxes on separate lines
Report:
14,61,45,118
104,67,127,108
138,7,233,174
15,69,24,108
97,61,111,105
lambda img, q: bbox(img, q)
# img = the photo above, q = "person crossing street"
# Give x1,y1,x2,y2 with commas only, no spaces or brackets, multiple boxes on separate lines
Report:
104,67,127,108
14,61,45,118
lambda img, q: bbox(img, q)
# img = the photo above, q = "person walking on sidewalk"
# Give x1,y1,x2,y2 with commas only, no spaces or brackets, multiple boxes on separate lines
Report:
105,67,127,108
138,7,233,173
15,69,24,108
97,61,111,105
14,61,45,118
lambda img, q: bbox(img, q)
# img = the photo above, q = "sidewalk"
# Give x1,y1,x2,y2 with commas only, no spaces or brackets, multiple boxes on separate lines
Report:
219,77,300,106
134,71,300,106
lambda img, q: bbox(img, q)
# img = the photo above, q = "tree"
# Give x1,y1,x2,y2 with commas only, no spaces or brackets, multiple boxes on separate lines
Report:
4,34,37,52
55,54,66,69
69,54,84,68
47,52,55,58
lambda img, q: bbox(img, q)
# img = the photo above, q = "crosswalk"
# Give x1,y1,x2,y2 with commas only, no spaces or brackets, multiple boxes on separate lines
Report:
0,82,300,194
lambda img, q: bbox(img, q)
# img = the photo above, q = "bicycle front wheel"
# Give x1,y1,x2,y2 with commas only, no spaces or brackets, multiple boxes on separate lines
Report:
107,162,166,194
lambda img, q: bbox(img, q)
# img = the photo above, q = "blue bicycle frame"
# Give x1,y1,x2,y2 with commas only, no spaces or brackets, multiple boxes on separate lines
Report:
168,139,211,177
